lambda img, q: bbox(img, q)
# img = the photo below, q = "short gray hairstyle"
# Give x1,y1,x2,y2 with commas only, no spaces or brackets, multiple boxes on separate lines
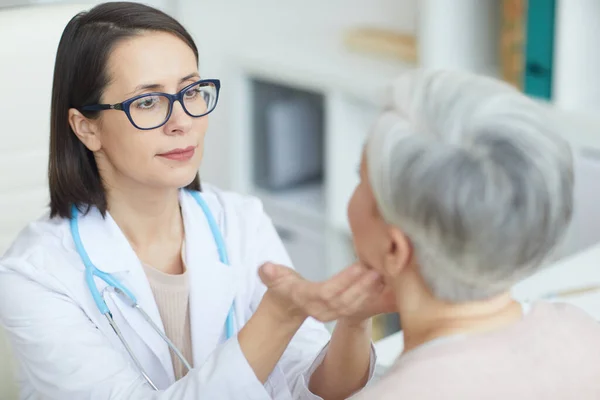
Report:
367,69,574,302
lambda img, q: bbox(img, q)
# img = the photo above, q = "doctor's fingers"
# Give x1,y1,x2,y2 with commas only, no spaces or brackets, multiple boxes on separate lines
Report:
283,280,357,322
316,264,368,303
299,297,345,323
331,271,385,315
268,264,374,321
261,262,364,303
297,273,382,321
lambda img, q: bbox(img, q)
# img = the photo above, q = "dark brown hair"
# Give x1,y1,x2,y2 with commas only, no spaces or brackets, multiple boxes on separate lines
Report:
48,1,201,219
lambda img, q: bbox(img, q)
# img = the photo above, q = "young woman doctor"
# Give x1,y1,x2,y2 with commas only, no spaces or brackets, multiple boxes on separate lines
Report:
0,2,393,399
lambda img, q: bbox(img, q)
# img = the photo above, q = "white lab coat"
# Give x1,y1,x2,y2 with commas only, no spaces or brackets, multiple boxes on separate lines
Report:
0,186,375,400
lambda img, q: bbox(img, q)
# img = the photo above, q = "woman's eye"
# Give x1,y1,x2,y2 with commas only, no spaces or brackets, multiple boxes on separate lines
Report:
134,96,159,109
184,87,201,99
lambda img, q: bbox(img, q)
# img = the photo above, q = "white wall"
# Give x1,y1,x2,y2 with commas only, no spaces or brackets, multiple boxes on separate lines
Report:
0,3,92,255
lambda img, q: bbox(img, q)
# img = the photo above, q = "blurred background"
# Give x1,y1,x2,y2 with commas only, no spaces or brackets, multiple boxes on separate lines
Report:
2,0,600,397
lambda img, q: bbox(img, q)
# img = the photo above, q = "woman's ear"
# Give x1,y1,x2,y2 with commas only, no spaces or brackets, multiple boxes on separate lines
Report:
382,226,412,278
68,108,102,152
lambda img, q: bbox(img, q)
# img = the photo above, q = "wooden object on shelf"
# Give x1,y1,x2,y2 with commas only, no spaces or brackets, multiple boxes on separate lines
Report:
343,27,417,64
500,0,527,90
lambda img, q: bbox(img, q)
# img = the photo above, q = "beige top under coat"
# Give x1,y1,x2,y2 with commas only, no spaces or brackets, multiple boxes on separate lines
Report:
142,252,193,381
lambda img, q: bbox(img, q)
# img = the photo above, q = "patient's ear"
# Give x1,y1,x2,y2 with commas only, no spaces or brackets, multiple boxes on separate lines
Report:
68,108,101,152
382,226,412,278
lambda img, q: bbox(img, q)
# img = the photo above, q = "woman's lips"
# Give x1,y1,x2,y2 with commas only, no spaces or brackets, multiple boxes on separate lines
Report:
157,146,196,161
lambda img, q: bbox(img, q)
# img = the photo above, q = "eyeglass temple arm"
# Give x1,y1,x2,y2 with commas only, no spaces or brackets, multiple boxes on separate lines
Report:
80,103,123,111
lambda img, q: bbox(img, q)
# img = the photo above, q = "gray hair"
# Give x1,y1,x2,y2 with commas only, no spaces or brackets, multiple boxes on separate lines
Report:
367,69,574,302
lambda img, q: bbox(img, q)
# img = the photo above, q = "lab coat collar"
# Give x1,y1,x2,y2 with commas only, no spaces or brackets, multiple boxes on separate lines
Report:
179,190,240,366
75,206,134,274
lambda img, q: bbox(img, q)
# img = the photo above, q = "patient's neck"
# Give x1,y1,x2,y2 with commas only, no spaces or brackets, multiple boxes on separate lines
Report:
394,270,523,353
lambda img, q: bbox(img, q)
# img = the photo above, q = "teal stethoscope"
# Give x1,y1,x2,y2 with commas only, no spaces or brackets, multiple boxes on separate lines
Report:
70,191,235,390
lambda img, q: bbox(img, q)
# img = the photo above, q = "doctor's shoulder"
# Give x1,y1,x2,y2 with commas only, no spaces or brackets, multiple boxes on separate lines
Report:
0,212,79,287
196,183,292,267
199,183,275,237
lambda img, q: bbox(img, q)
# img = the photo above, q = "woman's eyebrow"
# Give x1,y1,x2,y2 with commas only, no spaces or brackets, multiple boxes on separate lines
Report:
129,72,201,94
179,72,200,83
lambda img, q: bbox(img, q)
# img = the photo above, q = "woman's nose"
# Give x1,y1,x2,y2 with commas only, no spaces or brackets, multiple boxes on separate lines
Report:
164,100,193,135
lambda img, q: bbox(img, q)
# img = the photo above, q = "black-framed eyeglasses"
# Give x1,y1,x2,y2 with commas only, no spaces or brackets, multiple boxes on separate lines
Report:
79,79,221,130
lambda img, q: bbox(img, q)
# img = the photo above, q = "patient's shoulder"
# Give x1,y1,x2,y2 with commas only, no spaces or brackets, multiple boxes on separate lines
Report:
529,301,600,347
353,301,600,399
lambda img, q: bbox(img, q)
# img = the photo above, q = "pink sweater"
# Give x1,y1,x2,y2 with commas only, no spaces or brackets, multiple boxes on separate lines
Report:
353,302,600,399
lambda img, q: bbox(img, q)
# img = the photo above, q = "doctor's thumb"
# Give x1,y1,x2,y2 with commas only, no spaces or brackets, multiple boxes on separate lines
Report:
258,262,291,287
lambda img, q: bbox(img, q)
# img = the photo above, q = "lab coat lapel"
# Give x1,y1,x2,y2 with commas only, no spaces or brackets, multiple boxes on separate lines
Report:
180,191,239,366
76,207,176,385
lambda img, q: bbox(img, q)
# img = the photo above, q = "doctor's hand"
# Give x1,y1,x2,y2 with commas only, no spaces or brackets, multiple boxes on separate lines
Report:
258,262,396,324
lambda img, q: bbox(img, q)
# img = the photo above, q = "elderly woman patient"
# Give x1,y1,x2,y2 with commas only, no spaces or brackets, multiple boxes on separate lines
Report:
347,69,600,399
